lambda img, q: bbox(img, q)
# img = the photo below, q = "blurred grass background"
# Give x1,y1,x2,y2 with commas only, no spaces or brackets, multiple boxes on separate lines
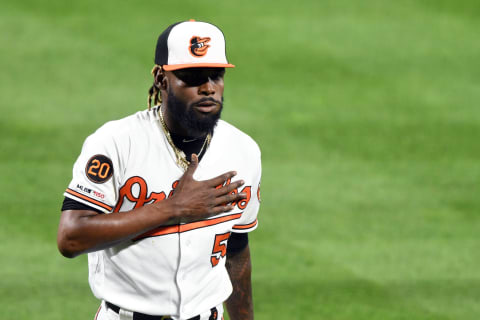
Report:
1,0,480,319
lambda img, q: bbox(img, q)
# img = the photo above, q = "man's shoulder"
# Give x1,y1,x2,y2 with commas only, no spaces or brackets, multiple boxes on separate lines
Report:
215,120,261,155
92,108,157,140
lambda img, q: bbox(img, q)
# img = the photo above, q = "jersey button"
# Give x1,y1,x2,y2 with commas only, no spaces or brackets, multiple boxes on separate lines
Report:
186,240,191,246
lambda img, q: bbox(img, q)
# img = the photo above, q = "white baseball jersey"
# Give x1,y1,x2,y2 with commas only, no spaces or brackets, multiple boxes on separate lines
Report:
63,106,261,319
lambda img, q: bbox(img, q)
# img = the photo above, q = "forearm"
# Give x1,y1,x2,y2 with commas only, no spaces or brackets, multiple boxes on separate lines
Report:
57,157,247,258
225,244,253,320
57,200,177,258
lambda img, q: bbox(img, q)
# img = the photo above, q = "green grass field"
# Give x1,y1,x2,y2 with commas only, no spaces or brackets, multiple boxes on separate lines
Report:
1,0,480,319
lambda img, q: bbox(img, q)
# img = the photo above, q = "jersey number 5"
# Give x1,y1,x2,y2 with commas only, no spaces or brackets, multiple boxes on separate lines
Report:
211,232,231,267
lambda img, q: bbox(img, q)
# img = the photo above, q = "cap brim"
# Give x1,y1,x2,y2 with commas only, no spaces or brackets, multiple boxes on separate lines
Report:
163,63,235,71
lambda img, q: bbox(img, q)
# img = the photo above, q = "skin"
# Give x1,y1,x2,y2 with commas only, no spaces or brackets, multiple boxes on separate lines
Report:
226,245,254,320
156,67,225,137
57,67,254,319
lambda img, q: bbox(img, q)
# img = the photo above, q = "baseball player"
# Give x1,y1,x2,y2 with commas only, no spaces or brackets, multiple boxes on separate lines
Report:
57,20,261,320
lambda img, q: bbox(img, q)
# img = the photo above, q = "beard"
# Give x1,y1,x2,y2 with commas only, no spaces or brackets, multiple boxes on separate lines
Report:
166,89,223,136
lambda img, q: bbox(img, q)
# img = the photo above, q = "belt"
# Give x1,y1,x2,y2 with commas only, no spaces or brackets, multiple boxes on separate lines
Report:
106,302,218,320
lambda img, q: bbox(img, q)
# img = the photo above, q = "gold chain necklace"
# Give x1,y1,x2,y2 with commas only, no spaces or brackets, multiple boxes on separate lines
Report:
158,105,211,171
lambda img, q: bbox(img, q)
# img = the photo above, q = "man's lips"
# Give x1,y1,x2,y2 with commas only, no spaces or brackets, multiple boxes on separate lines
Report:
194,100,220,113
194,105,216,113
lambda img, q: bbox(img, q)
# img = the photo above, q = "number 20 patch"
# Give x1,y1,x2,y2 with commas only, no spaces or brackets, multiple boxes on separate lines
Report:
85,154,114,183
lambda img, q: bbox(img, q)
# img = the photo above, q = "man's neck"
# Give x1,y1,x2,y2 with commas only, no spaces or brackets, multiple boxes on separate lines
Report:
170,131,209,162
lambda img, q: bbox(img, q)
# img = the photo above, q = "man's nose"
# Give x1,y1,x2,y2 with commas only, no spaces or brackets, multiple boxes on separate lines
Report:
198,78,215,95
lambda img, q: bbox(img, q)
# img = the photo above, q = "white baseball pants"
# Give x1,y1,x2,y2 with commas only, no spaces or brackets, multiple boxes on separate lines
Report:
94,301,224,320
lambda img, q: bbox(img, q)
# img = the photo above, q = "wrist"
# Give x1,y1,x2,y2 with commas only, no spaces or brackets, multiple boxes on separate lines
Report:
155,198,182,223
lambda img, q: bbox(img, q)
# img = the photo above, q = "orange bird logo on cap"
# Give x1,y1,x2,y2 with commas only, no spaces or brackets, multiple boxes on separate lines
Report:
189,36,211,57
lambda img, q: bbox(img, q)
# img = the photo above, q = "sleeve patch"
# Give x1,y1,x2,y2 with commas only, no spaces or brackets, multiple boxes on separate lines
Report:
85,154,114,184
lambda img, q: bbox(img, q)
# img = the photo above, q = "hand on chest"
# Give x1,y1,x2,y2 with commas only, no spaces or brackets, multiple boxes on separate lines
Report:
116,160,253,214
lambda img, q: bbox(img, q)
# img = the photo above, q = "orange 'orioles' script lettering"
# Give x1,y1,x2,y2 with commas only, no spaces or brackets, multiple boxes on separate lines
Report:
115,176,252,213
113,176,252,240
113,176,167,212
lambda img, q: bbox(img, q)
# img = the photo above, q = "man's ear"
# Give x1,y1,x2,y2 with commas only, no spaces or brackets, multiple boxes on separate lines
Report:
155,69,168,90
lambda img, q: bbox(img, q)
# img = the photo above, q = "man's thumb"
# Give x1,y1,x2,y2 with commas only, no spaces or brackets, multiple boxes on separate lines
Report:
185,153,199,177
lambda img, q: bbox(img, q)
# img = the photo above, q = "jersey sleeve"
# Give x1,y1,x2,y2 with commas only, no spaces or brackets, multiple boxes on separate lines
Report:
231,148,262,233
63,125,124,213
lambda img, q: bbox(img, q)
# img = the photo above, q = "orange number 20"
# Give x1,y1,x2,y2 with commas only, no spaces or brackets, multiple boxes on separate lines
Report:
88,159,111,179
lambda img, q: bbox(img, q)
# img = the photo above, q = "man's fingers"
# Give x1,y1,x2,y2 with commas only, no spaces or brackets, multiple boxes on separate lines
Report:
214,192,247,206
214,179,244,196
207,171,237,187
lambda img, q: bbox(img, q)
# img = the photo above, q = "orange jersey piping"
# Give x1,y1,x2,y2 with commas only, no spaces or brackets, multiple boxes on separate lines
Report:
135,212,243,240
65,188,113,211
232,219,258,230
